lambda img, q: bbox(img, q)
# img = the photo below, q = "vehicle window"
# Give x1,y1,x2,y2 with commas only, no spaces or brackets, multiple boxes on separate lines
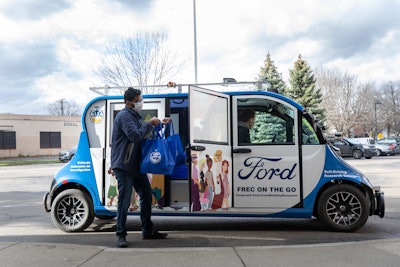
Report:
238,98,295,145
302,117,319,144
191,90,229,144
334,140,345,146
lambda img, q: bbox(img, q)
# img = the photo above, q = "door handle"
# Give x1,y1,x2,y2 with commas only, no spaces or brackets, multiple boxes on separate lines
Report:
190,145,206,151
232,148,252,153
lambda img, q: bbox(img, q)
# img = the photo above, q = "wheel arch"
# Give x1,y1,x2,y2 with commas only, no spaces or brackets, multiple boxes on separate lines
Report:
312,180,372,217
50,182,94,210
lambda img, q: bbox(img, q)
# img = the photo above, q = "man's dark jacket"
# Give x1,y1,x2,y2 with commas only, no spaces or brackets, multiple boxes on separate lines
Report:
111,106,153,174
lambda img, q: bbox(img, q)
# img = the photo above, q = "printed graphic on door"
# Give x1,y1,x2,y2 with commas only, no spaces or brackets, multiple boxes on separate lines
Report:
233,154,300,208
190,148,232,212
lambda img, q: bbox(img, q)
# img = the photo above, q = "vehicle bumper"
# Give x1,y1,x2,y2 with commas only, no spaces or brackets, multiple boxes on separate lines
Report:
372,186,385,218
43,178,57,212
379,149,395,155
58,155,69,161
43,191,51,212
363,149,376,158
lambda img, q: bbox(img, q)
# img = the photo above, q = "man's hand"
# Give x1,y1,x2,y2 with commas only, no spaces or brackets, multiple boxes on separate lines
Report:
162,117,172,124
150,117,161,126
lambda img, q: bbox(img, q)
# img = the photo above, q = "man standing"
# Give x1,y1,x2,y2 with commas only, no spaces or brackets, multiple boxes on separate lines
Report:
111,87,169,248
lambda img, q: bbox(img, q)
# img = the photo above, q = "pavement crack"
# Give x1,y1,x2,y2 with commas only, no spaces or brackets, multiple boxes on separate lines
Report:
233,247,247,267
76,247,106,266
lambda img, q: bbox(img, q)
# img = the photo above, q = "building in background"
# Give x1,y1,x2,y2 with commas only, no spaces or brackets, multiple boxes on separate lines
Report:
0,114,81,158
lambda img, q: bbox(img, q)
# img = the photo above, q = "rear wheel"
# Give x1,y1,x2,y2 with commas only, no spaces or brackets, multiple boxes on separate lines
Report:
352,149,362,159
51,189,94,232
317,184,369,232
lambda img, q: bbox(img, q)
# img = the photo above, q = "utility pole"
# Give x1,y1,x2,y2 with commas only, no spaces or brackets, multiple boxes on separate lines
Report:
374,101,381,141
59,99,66,116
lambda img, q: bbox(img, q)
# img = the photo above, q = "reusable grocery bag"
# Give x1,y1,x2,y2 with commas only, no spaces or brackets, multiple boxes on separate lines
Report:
165,121,186,166
141,124,175,175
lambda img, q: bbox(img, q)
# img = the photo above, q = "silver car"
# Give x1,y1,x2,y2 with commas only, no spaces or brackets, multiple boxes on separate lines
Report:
375,141,398,156
58,145,77,162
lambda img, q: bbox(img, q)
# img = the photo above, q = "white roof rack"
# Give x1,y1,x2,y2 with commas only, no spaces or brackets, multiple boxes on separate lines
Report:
89,81,271,96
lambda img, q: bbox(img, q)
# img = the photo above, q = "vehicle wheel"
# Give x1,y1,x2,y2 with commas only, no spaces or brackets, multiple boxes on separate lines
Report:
317,184,369,232
365,156,372,159
376,149,382,156
352,149,362,159
51,189,94,232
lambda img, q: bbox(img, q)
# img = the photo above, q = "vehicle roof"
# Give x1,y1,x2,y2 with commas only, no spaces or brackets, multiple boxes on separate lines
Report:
84,90,304,113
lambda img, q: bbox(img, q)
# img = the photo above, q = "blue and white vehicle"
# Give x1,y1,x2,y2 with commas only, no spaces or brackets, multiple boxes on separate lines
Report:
43,82,385,232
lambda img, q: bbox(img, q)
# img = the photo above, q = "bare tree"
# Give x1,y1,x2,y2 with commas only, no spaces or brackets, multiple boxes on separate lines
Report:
380,81,400,136
316,67,365,136
355,81,380,137
94,31,187,93
315,66,388,138
48,100,81,116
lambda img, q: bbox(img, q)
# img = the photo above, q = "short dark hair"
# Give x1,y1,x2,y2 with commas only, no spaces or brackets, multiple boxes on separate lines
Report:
238,109,255,122
124,87,141,102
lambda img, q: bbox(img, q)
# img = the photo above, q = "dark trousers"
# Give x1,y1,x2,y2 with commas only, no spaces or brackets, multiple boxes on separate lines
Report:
113,169,154,237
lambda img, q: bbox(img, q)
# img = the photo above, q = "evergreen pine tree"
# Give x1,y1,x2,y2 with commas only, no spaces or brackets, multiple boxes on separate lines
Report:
258,52,286,94
287,54,325,123
251,52,288,142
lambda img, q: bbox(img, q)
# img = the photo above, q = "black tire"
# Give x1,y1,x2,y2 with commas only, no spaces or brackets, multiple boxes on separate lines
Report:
51,189,94,232
352,149,362,159
376,149,382,156
317,184,369,232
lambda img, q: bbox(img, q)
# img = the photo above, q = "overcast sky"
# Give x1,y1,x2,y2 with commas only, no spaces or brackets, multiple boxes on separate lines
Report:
1,0,399,115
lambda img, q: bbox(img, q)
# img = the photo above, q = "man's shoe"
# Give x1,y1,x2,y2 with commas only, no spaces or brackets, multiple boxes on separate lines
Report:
143,230,168,240
117,235,128,248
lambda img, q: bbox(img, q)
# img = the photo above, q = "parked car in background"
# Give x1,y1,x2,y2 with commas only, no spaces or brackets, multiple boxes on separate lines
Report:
328,143,342,157
58,145,77,162
377,137,400,153
331,138,375,159
386,136,400,146
375,140,398,156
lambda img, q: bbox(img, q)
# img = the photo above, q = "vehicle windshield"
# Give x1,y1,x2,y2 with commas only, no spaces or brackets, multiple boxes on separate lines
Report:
302,111,325,144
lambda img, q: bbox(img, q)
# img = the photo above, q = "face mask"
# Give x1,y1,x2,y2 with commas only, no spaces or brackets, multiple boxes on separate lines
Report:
131,101,143,112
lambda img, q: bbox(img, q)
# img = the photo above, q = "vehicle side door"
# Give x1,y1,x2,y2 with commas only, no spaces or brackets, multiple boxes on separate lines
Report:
189,86,232,211
232,95,301,209
334,140,350,156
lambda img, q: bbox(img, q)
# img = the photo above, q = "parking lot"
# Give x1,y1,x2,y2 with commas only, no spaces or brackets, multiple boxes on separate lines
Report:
0,156,399,266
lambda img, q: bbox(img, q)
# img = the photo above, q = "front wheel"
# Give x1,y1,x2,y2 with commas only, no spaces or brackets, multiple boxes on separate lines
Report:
352,149,362,159
51,189,94,232
317,184,369,232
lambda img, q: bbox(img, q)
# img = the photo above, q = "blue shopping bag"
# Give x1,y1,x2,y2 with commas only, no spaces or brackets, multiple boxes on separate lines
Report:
165,121,186,166
140,124,175,175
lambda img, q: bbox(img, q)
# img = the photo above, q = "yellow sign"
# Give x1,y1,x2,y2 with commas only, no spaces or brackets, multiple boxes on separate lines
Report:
377,133,383,139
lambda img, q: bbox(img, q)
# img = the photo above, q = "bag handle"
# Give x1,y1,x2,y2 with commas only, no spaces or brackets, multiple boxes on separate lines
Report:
151,124,163,140
151,121,174,139
165,121,175,137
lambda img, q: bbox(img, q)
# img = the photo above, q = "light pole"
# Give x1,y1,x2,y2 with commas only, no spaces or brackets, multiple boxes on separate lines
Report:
374,101,381,141
193,0,198,83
